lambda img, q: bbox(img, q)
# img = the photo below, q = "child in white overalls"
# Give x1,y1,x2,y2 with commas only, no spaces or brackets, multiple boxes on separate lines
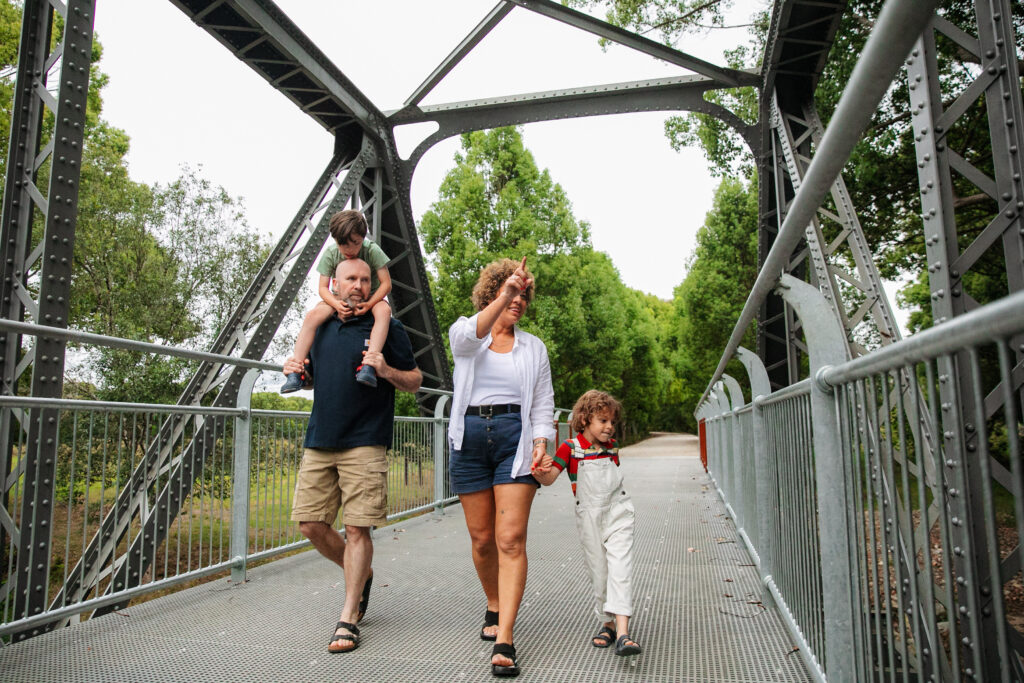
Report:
532,390,642,656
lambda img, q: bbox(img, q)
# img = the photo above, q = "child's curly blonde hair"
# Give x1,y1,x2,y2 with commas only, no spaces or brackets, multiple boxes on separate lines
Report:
471,258,535,311
570,390,622,435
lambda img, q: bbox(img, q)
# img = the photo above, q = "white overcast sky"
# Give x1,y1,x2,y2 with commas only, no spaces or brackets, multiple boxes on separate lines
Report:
89,0,769,302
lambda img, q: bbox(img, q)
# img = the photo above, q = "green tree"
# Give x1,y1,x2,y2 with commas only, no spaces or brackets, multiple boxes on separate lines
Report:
2,2,273,404
419,127,671,438
671,176,759,430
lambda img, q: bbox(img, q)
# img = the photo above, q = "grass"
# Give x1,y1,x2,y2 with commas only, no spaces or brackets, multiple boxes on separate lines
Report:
1,453,441,630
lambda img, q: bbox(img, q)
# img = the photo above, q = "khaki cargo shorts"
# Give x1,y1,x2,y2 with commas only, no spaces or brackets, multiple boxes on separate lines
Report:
291,446,389,528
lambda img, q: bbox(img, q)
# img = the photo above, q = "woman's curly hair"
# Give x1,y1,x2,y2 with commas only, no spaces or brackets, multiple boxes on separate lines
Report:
570,390,622,435
471,258,535,311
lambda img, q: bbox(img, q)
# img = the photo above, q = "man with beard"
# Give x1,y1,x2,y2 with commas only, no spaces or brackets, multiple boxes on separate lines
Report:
283,257,422,653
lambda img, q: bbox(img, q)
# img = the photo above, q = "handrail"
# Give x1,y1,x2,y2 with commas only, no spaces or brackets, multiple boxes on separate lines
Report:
0,318,279,372
697,0,939,410
820,289,1024,386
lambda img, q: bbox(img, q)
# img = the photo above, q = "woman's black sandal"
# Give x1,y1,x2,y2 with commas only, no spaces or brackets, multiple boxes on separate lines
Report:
491,642,520,677
480,609,499,641
592,625,616,648
327,621,360,653
614,633,642,656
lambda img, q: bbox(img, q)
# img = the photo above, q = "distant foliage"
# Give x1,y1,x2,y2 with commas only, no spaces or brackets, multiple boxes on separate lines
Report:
420,127,677,439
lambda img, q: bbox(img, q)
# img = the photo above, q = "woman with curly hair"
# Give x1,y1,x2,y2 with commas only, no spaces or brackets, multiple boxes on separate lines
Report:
448,256,555,677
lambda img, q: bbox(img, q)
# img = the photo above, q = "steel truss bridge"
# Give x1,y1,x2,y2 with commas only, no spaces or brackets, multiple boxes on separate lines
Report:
1,0,1023,680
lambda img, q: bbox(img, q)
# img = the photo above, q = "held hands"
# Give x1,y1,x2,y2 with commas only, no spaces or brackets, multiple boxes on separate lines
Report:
352,301,372,317
530,441,551,473
335,300,354,320
283,355,308,377
501,256,533,301
361,350,385,377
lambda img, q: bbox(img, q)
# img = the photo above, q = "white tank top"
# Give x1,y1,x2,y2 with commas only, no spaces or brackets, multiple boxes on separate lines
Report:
469,349,520,406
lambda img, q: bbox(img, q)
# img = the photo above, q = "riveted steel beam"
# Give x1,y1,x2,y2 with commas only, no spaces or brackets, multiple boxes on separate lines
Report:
167,0,384,138
392,74,760,172
508,0,756,88
907,2,1024,676
0,0,98,639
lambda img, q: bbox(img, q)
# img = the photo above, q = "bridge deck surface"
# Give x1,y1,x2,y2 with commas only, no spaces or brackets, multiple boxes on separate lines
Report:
1,434,810,682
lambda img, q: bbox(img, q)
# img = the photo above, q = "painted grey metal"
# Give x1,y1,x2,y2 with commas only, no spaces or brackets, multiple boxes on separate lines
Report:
0,319,279,373
403,2,513,108
699,0,941,409
905,4,1024,676
46,149,371,629
229,369,260,585
721,373,744,413
167,0,383,137
391,74,760,176
0,445,812,682
508,0,755,88
0,0,98,636
774,273,856,680
431,394,449,512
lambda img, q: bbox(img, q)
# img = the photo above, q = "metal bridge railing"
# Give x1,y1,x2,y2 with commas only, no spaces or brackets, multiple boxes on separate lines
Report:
0,387,457,639
0,318,571,641
700,288,1024,682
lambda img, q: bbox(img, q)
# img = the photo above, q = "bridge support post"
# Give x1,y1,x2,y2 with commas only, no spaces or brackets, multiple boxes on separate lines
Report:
774,274,856,681
721,374,744,525
230,369,260,584
736,347,771,576
432,394,449,513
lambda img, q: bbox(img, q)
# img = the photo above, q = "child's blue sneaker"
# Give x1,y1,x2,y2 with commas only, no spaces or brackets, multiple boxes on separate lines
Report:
281,364,314,394
355,364,377,388
280,373,304,394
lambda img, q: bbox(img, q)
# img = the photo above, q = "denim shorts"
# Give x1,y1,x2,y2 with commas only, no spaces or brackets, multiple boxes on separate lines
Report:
450,412,539,494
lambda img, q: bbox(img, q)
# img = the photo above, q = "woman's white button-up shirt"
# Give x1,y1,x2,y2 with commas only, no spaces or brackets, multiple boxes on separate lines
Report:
448,313,556,479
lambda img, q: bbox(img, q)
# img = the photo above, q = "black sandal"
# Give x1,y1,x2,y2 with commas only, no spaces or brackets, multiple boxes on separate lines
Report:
480,609,499,641
491,642,520,677
614,633,642,656
592,624,616,648
356,570,373,623
327,621,360,653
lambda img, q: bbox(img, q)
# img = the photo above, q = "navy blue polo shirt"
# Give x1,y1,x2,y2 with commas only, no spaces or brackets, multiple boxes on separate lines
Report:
303,315,417,450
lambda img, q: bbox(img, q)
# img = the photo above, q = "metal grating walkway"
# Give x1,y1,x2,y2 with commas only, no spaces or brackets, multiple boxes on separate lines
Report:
0,434,810,682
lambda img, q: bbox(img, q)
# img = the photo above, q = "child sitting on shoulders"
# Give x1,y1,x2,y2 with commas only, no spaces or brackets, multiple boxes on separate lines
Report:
532,390,643,657
281,209,392,393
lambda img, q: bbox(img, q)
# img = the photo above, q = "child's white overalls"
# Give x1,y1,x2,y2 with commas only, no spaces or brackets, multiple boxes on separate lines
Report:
570,440,635,619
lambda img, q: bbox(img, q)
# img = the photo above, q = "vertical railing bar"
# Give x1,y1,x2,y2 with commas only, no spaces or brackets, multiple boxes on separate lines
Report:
938,352,984,678
275,416,284,551
844,382,868,681
62,410,78,609
965,346,1010,681
857,378,883,682
257,411,266,554
925,360,959,674
174,423,185,580
909,362,940,680
881,370,912,680
870,372,899,683
113,412,128,589
996,342,1024,599
890,369,915,681
217,417,225,565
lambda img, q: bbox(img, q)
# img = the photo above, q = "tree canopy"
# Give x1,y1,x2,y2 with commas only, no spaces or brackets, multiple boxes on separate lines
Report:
0,1,273,404
420,127,677,439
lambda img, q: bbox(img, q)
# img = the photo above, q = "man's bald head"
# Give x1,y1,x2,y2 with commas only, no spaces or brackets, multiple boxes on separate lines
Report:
334,258,372,306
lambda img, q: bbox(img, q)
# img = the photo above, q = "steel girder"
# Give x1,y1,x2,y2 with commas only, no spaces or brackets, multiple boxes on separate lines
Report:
757,0,847,389
0,0,762,636
0,0,98,636
906,2,1024,678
